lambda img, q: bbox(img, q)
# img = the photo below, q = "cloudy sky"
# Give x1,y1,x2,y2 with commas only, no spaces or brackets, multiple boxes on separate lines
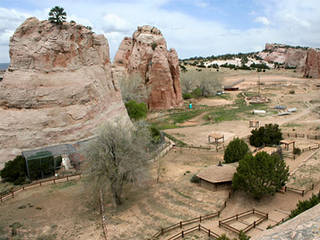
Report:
0,0,319,62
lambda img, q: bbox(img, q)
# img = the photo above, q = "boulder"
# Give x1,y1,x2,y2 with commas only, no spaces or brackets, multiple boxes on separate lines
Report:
0,17,129,167
113,25,183,110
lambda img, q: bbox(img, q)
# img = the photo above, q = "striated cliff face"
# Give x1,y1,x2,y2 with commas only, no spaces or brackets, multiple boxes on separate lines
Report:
258,43,307,69
304,48,320,79
0,17,129,167
113,25,183,110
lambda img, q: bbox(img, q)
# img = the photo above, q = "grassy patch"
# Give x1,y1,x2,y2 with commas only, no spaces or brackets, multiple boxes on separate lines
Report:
164,133,187,147
282,123,302,128
51,180,77,190
204,101,267,123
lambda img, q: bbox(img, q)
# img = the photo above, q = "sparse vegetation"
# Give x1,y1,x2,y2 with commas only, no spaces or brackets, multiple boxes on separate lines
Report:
232,152,289,199
190,174,201,183
289,194,320,219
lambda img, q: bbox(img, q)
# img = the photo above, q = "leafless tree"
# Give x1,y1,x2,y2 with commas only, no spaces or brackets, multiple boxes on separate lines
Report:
181,71,222,96
119,73,149,103
84,120,151,207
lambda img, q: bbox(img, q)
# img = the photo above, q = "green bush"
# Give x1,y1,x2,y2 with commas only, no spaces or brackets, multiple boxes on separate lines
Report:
125,100,148,120
289,90,295,94
232,152,289,199
0,155,27,185
249,124,282,147
191,87,202,98
182,93,192,99
224,138,249,163
289,194,320,219
150,126,162,144
190,174,200,183
293,147,301,155
151,42,157,50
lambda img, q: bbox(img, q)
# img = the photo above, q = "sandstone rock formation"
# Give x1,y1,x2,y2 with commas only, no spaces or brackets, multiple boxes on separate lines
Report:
304,48,320,78
0,17,129,167
258,43,307,69
113,25,183,110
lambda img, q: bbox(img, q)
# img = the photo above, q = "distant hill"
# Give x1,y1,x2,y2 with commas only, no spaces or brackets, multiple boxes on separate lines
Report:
0,63,9,70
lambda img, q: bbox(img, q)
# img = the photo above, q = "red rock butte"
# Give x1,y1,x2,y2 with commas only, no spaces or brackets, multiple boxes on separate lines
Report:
113,25,183,110
0,17,130,167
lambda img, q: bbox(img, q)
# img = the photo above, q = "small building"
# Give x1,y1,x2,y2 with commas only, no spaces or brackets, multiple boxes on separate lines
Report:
197,163,237,191
253,147,279,156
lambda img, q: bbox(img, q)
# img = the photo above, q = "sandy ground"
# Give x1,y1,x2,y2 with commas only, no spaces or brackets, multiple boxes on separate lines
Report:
0,180,103,240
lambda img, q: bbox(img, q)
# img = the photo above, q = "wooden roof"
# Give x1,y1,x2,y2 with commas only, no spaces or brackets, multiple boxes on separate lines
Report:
280,140,295,145
253,147,278,156
208,133,224,139
197,164,237,184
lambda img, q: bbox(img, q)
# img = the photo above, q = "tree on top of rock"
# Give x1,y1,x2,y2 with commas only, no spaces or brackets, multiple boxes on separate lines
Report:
48,6,67,25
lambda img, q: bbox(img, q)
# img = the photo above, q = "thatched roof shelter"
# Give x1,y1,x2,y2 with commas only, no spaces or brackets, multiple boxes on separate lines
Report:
197,164,237,184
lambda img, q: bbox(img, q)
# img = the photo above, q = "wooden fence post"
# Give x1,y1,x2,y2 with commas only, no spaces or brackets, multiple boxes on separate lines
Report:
253,209,255,214
161,228,164,235
11,191,14,198
40,181,42,186
312,184,314,190
266,213,269,219
219,221,221,227
181,231,184,238
254,221,256,228
302,190,304,197
180,221,182,229
208,229,211,237
236,214,238,220
285,186,287,192
198,224,200,231
53,179,56,184
200,216,202,223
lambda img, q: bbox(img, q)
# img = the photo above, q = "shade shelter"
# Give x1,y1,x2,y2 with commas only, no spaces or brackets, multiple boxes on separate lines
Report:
280,140,295,151
249,120,260,128
197,164,237,191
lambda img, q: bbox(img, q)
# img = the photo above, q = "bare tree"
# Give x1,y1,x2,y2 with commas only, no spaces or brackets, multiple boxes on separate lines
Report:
119,73,149,103
181,71,222,96
84,120,151,207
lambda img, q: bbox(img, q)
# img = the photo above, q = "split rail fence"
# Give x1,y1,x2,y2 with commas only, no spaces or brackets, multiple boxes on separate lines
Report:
282,132,320,140
219,209,268,235
151,212,220,239
167,224,220,240
0,173,81,203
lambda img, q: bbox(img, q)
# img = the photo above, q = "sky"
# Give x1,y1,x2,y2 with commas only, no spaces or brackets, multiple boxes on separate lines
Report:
0,0,319,62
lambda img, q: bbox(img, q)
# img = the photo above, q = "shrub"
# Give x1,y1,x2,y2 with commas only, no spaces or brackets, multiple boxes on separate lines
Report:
289,90,295,94
125,100,148,120
0,155,27,185
150,126,162,144
249,124,282,147
232,152,289,199
151,42,157,50
190,174,200,183
293,147,301,155
224,138,249,163
182,93,192,99
289,194,320,219
191,87,202,98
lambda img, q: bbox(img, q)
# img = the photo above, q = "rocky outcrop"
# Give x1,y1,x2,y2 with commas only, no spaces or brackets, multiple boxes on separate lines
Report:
0,17,129,167
113,25,183,110
304,48,320,78
258,43,307,69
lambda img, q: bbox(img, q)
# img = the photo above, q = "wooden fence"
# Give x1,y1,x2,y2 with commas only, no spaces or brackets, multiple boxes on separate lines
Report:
284,183,315,197
282,132,320,140
219,209,268,234
166,224,220,240
0,173,81,203
151,212,220,239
